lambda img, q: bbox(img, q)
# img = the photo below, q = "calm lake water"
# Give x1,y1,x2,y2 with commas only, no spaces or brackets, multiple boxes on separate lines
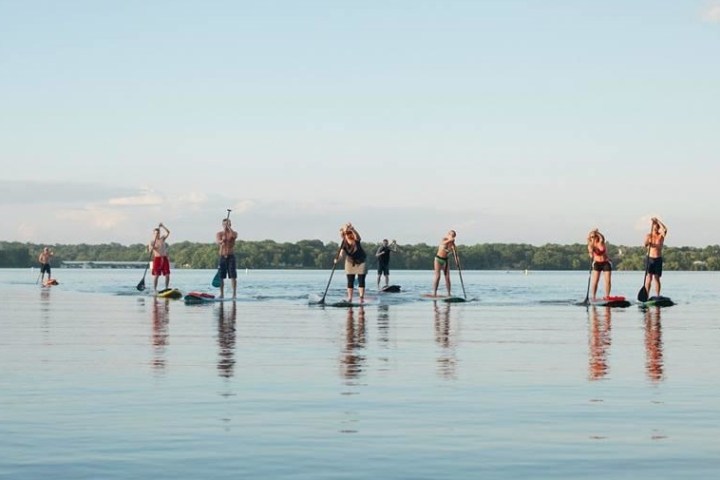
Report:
1,268,720,479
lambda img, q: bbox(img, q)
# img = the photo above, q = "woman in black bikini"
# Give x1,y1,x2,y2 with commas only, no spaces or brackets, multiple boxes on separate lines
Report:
587,228,612,301
432,230,456,297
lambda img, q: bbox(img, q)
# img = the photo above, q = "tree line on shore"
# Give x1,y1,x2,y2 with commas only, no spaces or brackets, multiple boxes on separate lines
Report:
2,240,720,271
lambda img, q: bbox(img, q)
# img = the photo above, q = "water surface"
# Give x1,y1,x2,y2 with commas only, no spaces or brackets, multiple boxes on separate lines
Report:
1,269,719,479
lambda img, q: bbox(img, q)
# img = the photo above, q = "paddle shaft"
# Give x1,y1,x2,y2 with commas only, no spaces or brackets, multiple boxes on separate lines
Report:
319,242,345,304
582,262,592,305
452,248,467,299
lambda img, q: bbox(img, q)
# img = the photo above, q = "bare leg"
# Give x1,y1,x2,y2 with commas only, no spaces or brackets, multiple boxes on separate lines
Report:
590,270,600,301
359,287,365,301
444,267,452,296
165,275,170,289
653,275,661,296
432,262,442,296
604,271,612,298
231,278,237,299
346,287,354,302
153,275,159,292
377,274,381,289
384,274,389,288
219,279,224,298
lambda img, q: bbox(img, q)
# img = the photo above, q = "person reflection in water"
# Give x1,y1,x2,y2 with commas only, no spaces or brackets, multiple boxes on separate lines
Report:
340,306,366,380
217,302,237,379
644,307,664,382
433,301,457,379
151,298,170,372
588,306,612,380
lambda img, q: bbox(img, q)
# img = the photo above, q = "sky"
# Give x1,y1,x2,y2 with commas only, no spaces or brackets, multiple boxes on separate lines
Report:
1,1,719,247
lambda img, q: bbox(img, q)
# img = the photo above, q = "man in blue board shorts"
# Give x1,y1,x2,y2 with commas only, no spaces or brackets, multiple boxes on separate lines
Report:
644,217,668,296
216,217,238,298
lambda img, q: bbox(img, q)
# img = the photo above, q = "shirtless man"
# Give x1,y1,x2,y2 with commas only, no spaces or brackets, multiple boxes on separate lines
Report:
432,230,456,297
644,217,668,296
216,217,238,298
38,247,53,283
148,223,171,292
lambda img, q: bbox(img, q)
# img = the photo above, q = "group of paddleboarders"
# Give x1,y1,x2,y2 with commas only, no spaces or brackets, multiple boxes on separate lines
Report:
146,217,239,297
36,215,668,302
587,218,668,302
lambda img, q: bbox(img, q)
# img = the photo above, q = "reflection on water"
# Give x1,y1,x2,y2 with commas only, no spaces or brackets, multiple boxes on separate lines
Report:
644,307,664,382
217,302,237,379
340,306,366,380
377,304,390,346
433,301,457,379
339,306,366,435
151,298,170,372
588,306,612,381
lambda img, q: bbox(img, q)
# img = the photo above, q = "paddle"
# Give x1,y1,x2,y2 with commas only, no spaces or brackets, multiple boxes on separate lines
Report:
637,227,654,302
212,209,232,288
452,247,467,300
316,241,345,305
136,230,158,291
581,262,592,306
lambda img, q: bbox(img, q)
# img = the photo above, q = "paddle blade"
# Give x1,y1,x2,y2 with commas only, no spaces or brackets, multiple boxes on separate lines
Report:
212,271,222,288
637,286,648,302
136,279,145,291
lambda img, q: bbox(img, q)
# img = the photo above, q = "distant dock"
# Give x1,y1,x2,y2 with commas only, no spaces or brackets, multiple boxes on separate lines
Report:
61,261,157,269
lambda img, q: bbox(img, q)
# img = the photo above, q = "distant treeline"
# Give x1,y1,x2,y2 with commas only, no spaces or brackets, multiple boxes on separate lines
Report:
2,240,720,271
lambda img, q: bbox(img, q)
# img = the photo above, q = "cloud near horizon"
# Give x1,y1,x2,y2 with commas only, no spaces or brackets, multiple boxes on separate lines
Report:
702,3,720,22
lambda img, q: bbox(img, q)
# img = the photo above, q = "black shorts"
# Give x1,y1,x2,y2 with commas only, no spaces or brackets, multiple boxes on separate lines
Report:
40,263,51,274
593,261,612,272
377,263,389,276
218,254,237,279
647,257,663,277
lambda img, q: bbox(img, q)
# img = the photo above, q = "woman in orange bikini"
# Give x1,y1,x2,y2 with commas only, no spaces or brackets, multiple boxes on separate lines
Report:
587,228,612,301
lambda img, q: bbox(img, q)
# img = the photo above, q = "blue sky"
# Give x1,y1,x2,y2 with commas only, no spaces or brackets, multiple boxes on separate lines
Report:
1,1,719,247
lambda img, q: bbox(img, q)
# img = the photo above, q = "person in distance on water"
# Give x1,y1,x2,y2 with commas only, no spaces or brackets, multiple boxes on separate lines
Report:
644,217,668,297
339,223,367,303
148,223,171,292
375,238,397,289
38,246,54,284
587,228,612,301
432,230,456,297
216,217,239,299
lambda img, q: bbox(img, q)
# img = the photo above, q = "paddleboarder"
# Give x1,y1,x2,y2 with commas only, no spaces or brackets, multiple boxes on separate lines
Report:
432,230,456,297
587,228,612,301
339,223,367,303
643,217,668,297
216,217,238,298
375,239,397,289
38,246,54,284
148,223,171,292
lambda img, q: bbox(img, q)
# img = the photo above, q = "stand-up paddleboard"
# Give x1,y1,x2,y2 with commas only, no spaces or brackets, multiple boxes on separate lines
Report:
638,295,675,308
156,288,182,299
184,291,234,304
421,294,466,303
588,295,631,308
42,279,59,287
326,300,373,308
380,285,401,293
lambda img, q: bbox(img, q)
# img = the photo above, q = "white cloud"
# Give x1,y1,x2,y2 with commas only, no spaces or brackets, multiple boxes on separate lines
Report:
702,4,720,22
57,206,128,230
108,192,164,206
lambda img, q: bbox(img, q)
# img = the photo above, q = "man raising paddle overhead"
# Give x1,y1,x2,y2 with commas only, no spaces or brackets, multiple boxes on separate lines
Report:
148,223,171,292
216,217,238,299
644,217,668,297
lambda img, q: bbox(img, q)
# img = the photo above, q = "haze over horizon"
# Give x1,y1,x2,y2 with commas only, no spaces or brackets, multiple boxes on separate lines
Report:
2,1,719,247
